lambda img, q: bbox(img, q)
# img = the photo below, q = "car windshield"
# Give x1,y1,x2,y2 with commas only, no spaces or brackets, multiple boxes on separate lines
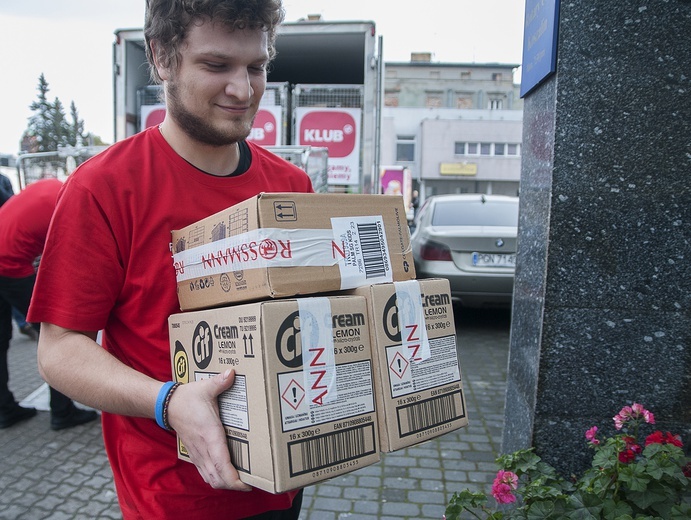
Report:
431,199,518,227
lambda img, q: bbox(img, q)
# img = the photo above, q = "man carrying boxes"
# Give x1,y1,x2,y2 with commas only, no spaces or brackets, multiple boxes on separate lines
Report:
28,1,316,519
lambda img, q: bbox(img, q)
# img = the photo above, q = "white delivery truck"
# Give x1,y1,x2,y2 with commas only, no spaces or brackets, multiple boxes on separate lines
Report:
113,18,383,194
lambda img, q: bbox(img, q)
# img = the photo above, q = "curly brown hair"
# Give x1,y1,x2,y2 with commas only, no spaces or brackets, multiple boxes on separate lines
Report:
144,0,285,83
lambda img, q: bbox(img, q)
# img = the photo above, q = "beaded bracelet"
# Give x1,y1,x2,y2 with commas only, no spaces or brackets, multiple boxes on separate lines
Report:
162,382,181,431
155,381,180,430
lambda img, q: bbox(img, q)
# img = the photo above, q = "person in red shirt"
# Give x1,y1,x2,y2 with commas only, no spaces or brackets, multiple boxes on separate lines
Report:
0,178,98,430
29,1,312,519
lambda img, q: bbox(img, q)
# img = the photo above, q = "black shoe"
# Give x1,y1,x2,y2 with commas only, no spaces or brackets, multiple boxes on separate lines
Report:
0,404,37,429
19,324,39,341
50,407,99,431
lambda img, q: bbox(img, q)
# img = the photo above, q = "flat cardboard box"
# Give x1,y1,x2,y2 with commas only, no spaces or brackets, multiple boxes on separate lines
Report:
351,278,468,452
171,193,415,311
168,295,380,494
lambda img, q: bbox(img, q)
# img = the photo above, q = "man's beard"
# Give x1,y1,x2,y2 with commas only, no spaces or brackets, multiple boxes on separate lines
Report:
166,80,254,147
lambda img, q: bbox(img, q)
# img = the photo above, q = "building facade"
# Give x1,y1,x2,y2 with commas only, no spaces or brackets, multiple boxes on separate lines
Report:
381,55,523,201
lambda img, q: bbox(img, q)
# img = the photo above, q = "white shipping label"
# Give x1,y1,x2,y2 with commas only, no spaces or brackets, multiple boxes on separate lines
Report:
385,335,461,398
173,228,337,282
196,372,250,431
331,216,393,289
278,360,375,432
394,280,431,363
299,298,337,407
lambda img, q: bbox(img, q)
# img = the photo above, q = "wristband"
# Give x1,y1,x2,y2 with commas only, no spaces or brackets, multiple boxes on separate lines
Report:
155,381,176,430
162,382,181,431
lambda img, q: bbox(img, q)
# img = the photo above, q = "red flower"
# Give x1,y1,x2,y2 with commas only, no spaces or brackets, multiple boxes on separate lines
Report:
645,431,665,446
683,462,691,478
664,432,683,447
645,430,684,447
618,449,636,464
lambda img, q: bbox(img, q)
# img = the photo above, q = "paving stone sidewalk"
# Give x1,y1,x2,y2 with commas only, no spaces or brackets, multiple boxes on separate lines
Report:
0,307,510,520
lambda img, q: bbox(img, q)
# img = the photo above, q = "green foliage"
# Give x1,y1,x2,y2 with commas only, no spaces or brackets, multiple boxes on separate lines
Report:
23,73,90,152
445,404,690,520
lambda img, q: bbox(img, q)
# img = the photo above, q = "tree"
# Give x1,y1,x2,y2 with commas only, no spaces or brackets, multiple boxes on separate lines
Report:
24,73,53,152
21,73,97,153
68,101,86,147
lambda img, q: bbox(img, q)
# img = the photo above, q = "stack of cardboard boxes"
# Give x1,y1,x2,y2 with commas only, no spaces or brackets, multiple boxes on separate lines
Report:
167,193,468,494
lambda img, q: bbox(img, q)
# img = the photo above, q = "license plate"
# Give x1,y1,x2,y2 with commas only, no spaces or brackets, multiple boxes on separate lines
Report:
471,252,516,267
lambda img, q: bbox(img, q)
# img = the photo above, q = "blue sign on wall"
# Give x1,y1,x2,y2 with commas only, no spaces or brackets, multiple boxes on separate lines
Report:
520,0,561,97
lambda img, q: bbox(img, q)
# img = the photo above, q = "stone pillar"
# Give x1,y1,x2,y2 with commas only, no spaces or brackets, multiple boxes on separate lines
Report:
503,0,691,475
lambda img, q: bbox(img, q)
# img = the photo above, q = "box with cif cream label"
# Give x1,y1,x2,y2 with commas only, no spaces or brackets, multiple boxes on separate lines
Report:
168,294,380,493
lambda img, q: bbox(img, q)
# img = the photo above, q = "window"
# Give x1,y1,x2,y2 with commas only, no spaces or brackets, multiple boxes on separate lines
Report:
432,199,519,227
396,135,415,162
384,92,399,107
461,71,471,80
425,94,443,108
488,98,504,110
455,142,521,157
456,96,473,109
492,73,503,81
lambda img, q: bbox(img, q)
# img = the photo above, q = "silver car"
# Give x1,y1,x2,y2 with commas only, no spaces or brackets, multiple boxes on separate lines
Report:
410,194,519,308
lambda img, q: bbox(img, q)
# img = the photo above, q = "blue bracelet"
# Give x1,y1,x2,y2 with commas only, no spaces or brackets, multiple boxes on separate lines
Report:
155,381,176,430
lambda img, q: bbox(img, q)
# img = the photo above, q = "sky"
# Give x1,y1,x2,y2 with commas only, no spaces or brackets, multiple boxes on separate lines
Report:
0,0,526,155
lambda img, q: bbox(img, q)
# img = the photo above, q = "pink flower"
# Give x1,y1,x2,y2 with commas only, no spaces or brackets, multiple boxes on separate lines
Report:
495,470,519,489
491,470,518,504
613,403,654,429
643,410,655,424
491,482,517,504
585,426,600,445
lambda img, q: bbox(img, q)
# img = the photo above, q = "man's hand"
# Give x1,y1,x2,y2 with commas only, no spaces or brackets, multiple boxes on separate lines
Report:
166,370,252,491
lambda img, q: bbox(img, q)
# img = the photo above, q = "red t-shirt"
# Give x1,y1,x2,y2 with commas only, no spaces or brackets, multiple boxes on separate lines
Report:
28,127,314,519
0,178,62,278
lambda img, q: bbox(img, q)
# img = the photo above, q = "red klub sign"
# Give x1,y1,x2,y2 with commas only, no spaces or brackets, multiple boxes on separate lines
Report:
141,104,166,131
247,106,282,146
294,107,361,186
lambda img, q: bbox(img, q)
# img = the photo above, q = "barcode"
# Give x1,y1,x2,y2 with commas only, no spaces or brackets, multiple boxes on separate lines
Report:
288,423,377,476
228,437,251,473
397,391,466,437
357,222,386,279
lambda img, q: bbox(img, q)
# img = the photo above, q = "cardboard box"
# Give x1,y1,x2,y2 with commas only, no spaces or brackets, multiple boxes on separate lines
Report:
171,193,415,311
168,295,380,494
351,278,468,452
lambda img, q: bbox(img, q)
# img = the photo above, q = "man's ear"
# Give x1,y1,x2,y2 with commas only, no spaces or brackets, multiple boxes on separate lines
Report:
150,40,171,81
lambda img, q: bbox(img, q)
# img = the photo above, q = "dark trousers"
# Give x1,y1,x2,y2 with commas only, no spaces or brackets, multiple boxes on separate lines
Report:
0,273,72,415
244,489,303,520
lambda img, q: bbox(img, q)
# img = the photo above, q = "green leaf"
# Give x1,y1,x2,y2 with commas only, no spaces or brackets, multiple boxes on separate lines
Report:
445,489,487,515
618,467,650,492
625,487,667,510
564,492,602,519
602,498,633,518
524,500,559,519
